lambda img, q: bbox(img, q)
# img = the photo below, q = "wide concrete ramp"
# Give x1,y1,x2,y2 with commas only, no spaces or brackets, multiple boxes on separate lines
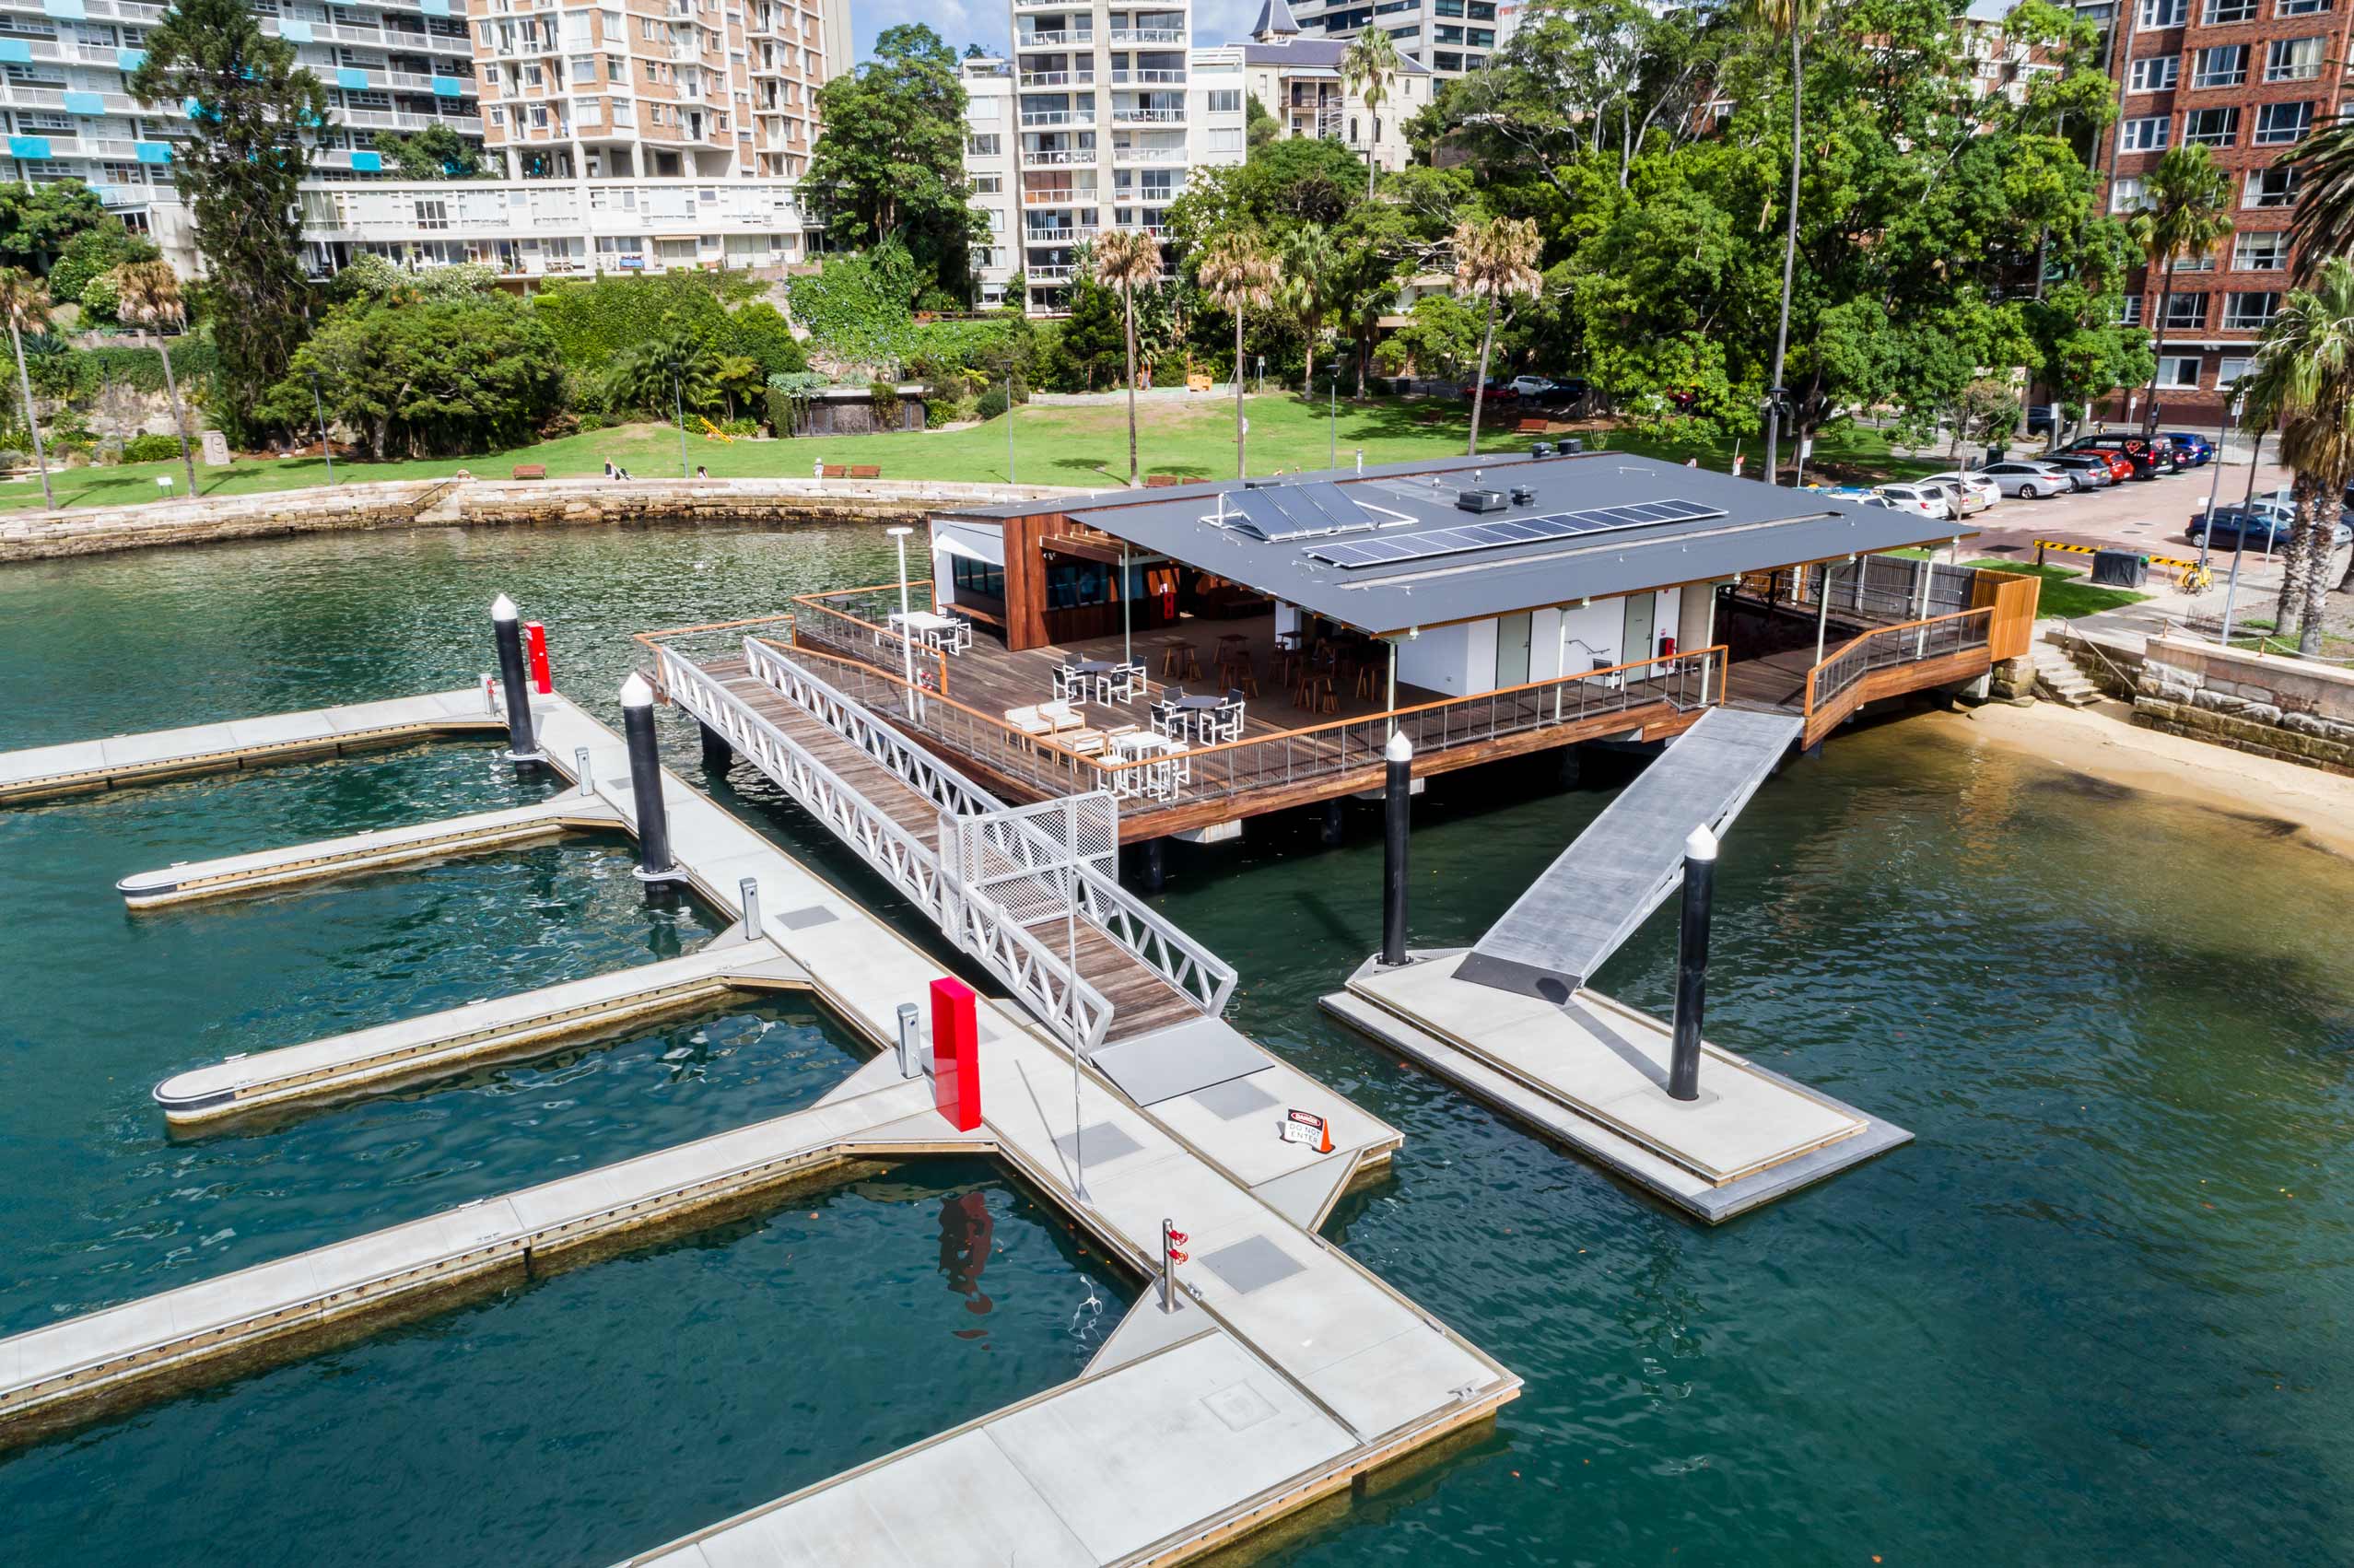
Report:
1456,705,1801,999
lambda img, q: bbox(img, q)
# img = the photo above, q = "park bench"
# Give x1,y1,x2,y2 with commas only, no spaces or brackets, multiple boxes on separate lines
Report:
1515,417,1550,435
1144,474,1206,489
511,464,546,480
822,464,848,478
848,464,882,479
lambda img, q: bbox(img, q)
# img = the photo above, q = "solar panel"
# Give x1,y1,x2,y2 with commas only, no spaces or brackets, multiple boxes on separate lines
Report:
1223,480,1381,541
1303,497,1727,569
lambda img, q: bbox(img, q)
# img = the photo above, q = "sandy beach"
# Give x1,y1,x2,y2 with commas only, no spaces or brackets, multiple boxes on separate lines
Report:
1921,696,2354,861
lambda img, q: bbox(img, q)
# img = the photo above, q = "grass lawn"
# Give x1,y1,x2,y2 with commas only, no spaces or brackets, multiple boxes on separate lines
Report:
1966,558,2151,619
0,393,1936,516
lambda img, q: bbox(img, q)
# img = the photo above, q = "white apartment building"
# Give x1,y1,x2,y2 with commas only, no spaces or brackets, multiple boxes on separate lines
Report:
963,0,1247,318
1234,0,1431,173
0,0,846,281
1282,0,1503,77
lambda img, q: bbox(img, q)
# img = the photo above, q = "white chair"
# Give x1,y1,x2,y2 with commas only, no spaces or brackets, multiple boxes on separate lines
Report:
1052,665,1083,701
1003,706,1051,741
1102,662,1144,703
1040,700,1085,732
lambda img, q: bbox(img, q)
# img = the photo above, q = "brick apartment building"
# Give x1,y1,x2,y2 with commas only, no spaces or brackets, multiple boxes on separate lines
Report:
2084,0,2354,423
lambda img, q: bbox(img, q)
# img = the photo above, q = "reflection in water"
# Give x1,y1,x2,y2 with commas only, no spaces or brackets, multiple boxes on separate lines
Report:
938,1191,995,1316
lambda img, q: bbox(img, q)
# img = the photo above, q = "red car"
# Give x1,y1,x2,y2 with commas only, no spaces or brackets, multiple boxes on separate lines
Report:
2069,448,2136,482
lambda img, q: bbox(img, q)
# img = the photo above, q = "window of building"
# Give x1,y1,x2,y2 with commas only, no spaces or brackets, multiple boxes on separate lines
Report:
2191,44,2246,87
2137,0,2187,23
970,171,1001,193
1434,23,1463,41
2232,228,2290,268
1433,50,1463,70
2277,0,2330,14
2184,106,2239,145
2121,115,2170,151
2116,293,2145,324
2111,175,2147,211
2224,290,2281,328
2266,35,2325,80
2254,100,2313,144
2202,0,2255,19
967,132,1000,156
2129,54,2179,91
2162,292,2209,327
1388,22,1420,36
1044,558,1111,611
2217,355,2253,385
2155,355,2203,388
950,556,1005,603
2246,165,2300,205
1208,88,1238,111
415,197,449,229
1206,126,1242,150
1468,28,1493,44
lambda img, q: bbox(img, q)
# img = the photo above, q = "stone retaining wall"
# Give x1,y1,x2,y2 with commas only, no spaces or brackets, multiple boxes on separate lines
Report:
2133,634,2354,776
0,476,1086,564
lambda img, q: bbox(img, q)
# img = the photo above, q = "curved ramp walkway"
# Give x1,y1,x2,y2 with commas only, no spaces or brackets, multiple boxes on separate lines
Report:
1454,705,1803,1000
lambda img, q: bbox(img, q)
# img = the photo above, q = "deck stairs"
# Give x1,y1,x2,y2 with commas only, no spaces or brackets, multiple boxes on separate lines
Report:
2032,638,2102,708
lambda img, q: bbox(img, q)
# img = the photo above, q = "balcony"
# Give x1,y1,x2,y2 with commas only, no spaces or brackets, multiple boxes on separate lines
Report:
1022,184,1097,205
1028,264,1075,282
1019,69,1095,88
1108,28,1187,43
1021,109,1085,126
1112,145,1183,164
1109,68,1186,85
1112,106,1184,124
1022,146,1095,166
1017,29,1094,47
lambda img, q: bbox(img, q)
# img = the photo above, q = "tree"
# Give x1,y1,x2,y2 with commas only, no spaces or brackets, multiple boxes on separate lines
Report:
2283,113,2354,278
2238,258,2354,647
112,261,199,494
45,220,158,302
0,181,111,275
1197,231,1277,478
1339,27,1403,202
605,315,723,422
2126,145,2233,436
132,0,331,443
802,24,984,298
1245,92,1280,151
374,123,489,180
1281,224,1342,392
1093,228,1162,487
1739,0,1825,485
0,269,54,510
1454,215,1542,455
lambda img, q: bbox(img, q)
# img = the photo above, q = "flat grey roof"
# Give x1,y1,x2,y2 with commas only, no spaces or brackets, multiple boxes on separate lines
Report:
939,452,1968,636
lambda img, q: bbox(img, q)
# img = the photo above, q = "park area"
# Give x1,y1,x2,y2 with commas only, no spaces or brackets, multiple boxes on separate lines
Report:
0,393,1940,516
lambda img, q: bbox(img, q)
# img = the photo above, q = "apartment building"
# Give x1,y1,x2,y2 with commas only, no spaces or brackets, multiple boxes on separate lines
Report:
963,3,1247,317
2083,0,2354,418
1234,0,1432,173
1282,0,1504,78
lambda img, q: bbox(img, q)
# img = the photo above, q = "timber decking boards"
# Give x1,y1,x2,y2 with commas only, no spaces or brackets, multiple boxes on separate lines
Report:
1457,706,1804,1000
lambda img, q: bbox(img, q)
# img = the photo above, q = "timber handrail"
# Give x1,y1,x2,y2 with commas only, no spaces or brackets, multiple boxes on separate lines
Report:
787,586,954,698
1802,605,1994,741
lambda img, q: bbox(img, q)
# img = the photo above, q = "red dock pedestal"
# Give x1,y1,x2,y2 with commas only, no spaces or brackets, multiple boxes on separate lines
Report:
931,977,981,1131
524,622,553,694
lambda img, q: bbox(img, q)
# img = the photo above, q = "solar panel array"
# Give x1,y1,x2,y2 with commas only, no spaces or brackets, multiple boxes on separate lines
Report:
1223,481,1380,542
1304,497,1727,570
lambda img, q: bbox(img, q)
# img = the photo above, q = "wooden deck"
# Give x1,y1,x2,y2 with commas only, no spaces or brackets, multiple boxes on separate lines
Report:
707,657,1201,1042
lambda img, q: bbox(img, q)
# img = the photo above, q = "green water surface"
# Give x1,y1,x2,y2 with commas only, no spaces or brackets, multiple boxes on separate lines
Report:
1,525,2348,1565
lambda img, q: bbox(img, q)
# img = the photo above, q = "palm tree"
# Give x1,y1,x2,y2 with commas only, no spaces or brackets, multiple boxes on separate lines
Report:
112,260,198,495
1282,224,1341,393
2126,145,2234,437
1454,215,1543,457
0,267,54,511
1340,27,1402,203
1197,230,1277,478
1740,0,1824,486
2283,113,2354,278
2237,258,2354,648
1092,228,1163,487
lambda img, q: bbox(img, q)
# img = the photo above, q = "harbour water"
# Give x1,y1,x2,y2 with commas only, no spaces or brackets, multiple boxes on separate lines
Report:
2,524,2348,1564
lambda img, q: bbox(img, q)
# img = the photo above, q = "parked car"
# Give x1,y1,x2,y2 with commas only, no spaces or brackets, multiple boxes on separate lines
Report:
2161,431,2214,465
2144,435,2194,473
1872,482,1954,520
1469,380,1520,403
2047,453,2118,490
1506,376,1554,397
1925,470,2002,512
1975,460,2073,498
1531,376,1592,406
2189,506,2354,553
2061,438,2161,479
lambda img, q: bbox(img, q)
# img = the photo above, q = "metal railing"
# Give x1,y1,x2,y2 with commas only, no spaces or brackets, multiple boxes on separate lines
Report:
788,583,952,696
743,638,1236,1019
1805,606,1993,720
1739,554,1975,626
650,640,1114,1052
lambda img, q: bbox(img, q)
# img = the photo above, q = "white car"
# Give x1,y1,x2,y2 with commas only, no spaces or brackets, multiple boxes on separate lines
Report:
1871,482,1953,520
1925,470,2002,512
1976,460,2072,499
1506,376,1554,396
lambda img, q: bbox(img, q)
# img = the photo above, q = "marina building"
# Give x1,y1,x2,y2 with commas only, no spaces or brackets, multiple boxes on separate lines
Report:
2079,0,2354,418
961,0,1247,316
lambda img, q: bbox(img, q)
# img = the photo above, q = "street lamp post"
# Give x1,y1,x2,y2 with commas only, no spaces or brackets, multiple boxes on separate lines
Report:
1329,359,1338,470
887,525,919,719
2219,424,2267,646
2197,388,2243,574
1762,387,1788,486
308,370,334,486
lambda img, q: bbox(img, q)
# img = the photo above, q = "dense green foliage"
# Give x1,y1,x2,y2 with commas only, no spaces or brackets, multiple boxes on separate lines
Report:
785,241,1030,378
132,0,330,443
373,123,490,180
46,222,160,304
529,272,807,404
262,280,564,460
802,25,983,305
0,182,111,275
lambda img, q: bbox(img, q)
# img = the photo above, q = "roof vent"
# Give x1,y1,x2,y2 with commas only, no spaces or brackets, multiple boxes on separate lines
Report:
1558,438,1586,455
1529,442,1553,458
1509,485,1537,506
1457,488,1508,514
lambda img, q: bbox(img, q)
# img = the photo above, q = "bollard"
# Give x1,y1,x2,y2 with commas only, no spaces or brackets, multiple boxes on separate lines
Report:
896,1002,923,1079
738,876,762,934
491,594,544,762
931,977,981,1131
524,622,554,694
620,673,680,882
1381,731,1412,966
1160,1218,1189,1312
573,745,593,793
1668,825,1716,1101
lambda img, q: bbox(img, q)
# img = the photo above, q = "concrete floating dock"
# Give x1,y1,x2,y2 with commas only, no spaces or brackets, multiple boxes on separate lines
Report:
151,940,811,1129
1326,951,1910,1223
115,792,627,907
0,686,505,804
